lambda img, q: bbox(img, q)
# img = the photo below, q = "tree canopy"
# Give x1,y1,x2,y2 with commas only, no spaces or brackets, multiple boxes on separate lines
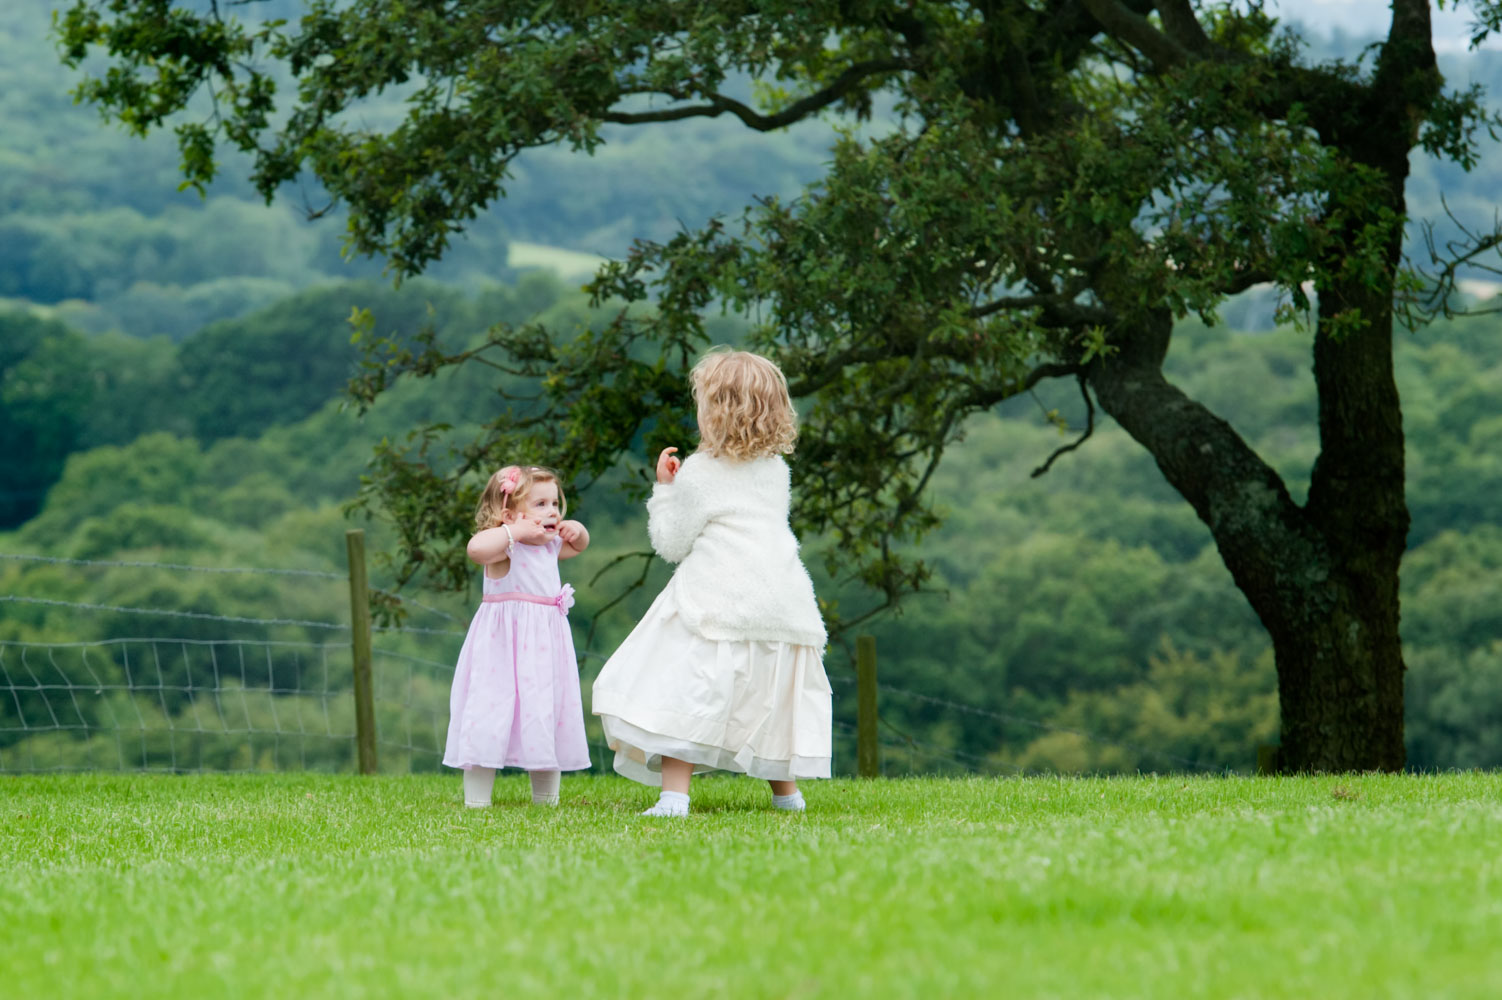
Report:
7,291,1502,774
56,0,1502,771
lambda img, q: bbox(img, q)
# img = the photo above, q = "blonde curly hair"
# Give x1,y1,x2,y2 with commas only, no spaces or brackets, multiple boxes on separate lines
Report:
691,349,798,460
474,465,567,531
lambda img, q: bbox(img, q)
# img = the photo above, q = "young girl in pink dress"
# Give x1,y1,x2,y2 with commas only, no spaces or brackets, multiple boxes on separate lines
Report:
443,464,592,806
592,350,832,817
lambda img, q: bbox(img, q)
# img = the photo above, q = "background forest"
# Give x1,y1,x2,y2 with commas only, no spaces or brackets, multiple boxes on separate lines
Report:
2,0,1500,776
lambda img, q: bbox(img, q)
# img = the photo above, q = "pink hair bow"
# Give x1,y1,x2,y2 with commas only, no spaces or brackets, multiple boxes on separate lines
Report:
553,583,576,616
498,466,521,494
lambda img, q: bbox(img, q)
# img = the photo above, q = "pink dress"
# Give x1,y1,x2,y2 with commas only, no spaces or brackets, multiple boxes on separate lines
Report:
442,536,591,772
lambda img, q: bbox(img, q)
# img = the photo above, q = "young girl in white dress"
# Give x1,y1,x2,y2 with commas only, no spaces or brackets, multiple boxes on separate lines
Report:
443,465,592,807
592,350,832,816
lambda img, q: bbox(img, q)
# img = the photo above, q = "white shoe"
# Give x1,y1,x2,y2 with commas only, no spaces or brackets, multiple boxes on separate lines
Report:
640,791,690,817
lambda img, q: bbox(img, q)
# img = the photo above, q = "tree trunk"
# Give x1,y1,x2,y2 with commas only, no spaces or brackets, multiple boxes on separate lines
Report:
1086,302,1406,772
1282,212,1410,767
1265,566,1406,772
1272,0,1429,771
1079,1,1437,772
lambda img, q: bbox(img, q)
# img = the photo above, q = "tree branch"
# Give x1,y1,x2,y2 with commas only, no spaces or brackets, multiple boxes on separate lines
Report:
1222,266,1277,297
1031,376,1096,477
969,293,1113,325
1151,1,1214,55
1081,0,1190,70
583,550,657,651
1412,194,1502,319
602,59,909,131
1086,315,1319,621
1023,361,1085,393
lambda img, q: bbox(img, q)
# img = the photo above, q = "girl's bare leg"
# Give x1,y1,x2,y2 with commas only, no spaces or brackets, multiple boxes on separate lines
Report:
660,756,693,794
641,756,694,816
770,778,805,812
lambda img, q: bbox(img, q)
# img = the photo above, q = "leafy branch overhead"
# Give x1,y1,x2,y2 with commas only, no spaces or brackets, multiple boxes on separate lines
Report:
56,0,1502,768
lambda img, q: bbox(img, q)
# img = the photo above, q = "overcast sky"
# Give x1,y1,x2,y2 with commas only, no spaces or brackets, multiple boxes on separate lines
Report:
1281,1,1497,53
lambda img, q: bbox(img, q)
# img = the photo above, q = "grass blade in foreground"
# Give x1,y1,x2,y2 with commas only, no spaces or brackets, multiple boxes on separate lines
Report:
2,773,1498,998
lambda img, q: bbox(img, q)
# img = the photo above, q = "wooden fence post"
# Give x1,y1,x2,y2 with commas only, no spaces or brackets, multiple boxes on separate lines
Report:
346,529,378,775
856,634,880,778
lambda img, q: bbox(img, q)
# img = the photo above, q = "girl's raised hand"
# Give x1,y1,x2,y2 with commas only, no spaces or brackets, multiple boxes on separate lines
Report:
558,520,589,550
509,517,548,545
656,447,681,484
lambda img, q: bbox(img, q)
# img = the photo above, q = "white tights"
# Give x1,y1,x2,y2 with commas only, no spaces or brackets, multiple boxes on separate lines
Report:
528,768,561,804
463,767,561,807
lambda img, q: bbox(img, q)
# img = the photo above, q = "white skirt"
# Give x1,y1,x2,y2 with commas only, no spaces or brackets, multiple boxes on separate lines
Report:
591,579,832,786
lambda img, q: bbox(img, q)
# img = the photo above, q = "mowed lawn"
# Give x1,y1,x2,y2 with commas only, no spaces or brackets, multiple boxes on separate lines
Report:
3,772,1499,999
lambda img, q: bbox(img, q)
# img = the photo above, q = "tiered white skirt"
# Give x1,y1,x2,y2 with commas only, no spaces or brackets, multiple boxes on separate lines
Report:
591,580,832,786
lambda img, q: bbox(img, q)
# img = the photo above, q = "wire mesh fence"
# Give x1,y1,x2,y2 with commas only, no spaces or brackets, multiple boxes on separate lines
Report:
0,638,355,772
0,637,628,775
1,548,1227,777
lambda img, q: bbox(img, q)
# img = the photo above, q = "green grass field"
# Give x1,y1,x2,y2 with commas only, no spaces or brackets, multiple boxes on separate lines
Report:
3,772,1499,999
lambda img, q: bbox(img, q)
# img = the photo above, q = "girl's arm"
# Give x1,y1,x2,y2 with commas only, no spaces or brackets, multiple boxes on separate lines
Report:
466,520,548,567
466,526,513,569
557,520,590,560
646,456,713,563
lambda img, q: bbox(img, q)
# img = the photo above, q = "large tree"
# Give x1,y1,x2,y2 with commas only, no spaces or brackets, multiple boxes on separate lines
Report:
58,0,1502,771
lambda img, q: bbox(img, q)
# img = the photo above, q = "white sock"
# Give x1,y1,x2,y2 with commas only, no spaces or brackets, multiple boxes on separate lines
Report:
463,767,496,808
772,790,805,812
640,790,690,817
529,769,561,806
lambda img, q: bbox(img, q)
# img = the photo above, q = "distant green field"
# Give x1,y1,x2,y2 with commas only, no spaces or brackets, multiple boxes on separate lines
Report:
2,772,1499,999
507,240,609,279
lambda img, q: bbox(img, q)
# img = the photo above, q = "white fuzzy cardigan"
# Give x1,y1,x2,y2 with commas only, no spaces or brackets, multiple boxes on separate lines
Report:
646,452,827,649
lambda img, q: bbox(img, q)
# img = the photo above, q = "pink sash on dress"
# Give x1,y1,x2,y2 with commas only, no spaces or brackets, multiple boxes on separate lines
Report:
481,583,575,616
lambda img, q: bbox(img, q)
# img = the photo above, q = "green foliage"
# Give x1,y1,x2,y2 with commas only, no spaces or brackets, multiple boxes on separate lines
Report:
0,278,514,528
6,261,1502,772
5,0,1500,341
0,201,313,306
2,0,852,342
75,1,1475,693
13,0,1502,773
0,311,93,526
73,330,184,447
176,278,467,443
0,274,614,758
1012,640,1280,773
346,279,702,593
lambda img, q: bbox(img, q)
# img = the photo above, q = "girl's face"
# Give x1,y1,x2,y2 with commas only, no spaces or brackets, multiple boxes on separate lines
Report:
508,480,562,534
